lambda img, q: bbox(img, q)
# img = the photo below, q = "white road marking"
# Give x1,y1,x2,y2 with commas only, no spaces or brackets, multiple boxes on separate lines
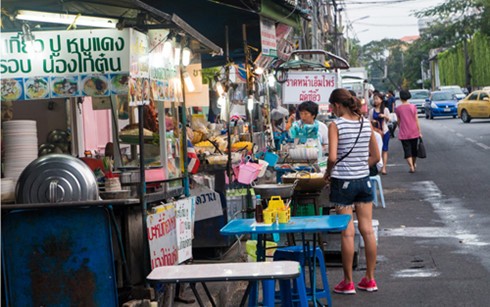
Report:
392,269,440,278
466,138,477,143
456,133,464,137
385,181,490,277
476,142,490,150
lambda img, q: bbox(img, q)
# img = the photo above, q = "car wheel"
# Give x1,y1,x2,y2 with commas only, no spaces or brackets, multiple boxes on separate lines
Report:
453,115,457,119
461,110,471,123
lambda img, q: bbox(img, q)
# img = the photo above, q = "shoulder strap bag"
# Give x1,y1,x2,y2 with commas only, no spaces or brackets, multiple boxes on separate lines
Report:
335,117,364,166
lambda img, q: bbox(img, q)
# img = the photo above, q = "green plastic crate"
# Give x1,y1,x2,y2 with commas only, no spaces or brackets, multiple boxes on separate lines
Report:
295,203,323,216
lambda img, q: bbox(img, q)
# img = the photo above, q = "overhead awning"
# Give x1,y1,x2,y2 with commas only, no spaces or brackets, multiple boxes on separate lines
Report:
0,0,222,55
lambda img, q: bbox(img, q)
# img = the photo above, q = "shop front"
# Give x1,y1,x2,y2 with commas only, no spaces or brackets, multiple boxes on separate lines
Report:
1,3,224,304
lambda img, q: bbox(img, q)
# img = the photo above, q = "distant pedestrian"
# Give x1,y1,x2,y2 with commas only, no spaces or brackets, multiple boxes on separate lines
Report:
369,93,391,175
394,90,422,173
385,90,398,137
385,90,396,113
325,88,380,295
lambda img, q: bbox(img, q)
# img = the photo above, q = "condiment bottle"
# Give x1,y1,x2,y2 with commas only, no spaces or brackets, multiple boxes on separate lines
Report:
255,195,264,223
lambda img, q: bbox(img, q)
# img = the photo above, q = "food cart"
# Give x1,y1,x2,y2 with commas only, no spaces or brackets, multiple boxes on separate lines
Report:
0,1,224,304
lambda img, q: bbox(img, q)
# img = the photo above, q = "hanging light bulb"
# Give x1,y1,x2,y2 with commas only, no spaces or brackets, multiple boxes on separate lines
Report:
216,82,225,96
254,66,264,75
163,39,172,58
268,74,276,87
174,44,181,66
247,95,254,112
183,72,195,92
182,47,192,66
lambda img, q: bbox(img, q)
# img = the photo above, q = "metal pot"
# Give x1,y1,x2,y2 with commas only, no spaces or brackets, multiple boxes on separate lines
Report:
251,180,298,199
16,154,99,204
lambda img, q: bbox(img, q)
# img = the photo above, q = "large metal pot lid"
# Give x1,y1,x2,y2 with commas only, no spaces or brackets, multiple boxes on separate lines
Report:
16,154,99,204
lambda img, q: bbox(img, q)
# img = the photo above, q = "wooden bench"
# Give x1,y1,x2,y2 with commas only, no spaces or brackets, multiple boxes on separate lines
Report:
147,260,308,307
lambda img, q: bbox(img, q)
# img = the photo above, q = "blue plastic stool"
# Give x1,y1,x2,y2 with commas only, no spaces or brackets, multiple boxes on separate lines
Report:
248,267,308,307
370,175,386,208
273,246,332,307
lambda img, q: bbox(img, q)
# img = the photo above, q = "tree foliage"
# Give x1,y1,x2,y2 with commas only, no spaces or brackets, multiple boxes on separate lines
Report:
356,0,490,90
361,39,405,91
415,0,489,40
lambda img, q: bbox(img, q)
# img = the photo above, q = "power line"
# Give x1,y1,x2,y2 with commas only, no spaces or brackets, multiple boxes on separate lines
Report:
355,21,418,27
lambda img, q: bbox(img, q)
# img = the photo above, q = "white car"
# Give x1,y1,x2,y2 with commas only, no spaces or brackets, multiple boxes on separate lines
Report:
438,85,466,100
409,89,430,114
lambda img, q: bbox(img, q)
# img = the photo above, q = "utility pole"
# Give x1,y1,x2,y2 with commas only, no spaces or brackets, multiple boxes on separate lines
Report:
311,0,318,50
331,0,339,56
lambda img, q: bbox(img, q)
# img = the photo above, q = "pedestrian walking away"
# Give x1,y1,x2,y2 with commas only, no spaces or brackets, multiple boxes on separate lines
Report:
324,88,381,295
394,90,423,173
369,92,391,175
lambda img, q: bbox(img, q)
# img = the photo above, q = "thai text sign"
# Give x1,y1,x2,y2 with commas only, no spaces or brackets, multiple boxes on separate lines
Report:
190,186,223,221
260,17,277,57
1,29,130,78
282,71,337,104
147,197,196,269
175,197,195,263
147,204,178,269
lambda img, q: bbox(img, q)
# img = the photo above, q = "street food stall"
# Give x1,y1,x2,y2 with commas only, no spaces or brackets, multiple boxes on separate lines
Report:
0,1,224,305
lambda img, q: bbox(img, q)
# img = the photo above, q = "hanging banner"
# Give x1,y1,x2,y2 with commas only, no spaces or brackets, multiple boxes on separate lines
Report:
260,17,277,57
1,29,130,78
147,204,178,269
146,197,196,269
175,197,196,263
282,71,337,104
1,29,130,101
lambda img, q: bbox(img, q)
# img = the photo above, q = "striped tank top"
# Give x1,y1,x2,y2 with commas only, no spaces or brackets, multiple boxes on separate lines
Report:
331,117,372,179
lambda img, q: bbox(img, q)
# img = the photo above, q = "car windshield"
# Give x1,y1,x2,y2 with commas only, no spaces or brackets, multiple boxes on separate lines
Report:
432,92,453,101
411,91,429,99
441,87,463,94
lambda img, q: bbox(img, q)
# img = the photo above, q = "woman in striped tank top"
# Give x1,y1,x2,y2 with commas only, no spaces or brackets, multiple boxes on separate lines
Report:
324,88,381,294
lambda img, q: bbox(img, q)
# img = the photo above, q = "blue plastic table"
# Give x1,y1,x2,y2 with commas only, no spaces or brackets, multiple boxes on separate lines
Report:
220,215,351,306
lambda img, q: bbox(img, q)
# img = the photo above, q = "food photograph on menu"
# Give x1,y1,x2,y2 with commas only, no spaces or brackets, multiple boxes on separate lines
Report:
50,76,79,97
24,77,50,100
110,73,129,95
1,78,24,101
81,74,110,96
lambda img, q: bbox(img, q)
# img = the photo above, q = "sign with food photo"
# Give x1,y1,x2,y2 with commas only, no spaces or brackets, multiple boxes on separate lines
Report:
50,76,79,97
1,29,130,79
110,73,129,95
24,77,50,100
1,78,24,101
81,74,110,97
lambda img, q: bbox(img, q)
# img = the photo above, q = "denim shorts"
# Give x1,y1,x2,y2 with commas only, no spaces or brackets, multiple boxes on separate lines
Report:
329,176,373,206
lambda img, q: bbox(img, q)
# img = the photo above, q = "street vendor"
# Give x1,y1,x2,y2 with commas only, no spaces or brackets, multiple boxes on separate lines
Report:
288,100,328,157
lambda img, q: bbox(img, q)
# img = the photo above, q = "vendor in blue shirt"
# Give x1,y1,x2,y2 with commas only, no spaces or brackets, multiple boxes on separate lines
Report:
289,100,328,157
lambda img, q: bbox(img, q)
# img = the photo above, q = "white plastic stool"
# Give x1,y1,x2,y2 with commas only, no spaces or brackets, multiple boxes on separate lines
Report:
370,175,386,208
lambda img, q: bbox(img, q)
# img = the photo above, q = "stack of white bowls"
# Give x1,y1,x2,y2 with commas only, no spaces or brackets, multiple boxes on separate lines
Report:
1,178,15,202
3,120,38,182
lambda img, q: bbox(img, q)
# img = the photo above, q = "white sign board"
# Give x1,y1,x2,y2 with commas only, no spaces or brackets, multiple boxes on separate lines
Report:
260,17,277,57
1,29,130,78
282,71,337,104
147,204,178,269
146,198,196,268
190,186,223,221
175,197,195,263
